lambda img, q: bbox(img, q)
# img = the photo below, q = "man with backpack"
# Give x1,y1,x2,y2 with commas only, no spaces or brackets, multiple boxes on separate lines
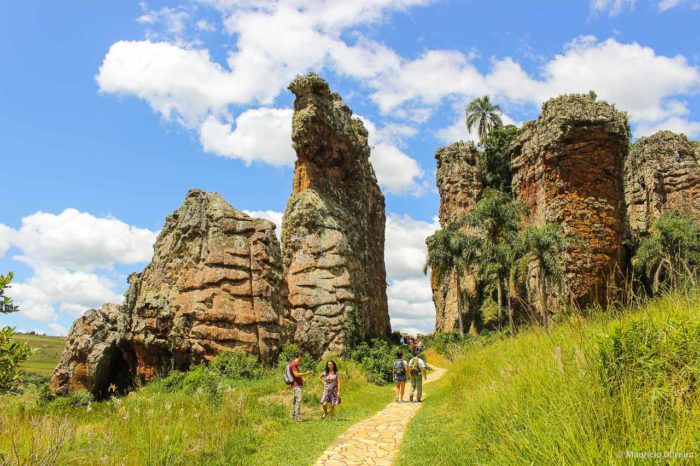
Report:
408,353,427,403
285,351,312,421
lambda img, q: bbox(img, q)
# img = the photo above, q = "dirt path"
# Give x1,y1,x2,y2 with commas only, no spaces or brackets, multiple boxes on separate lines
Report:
314,365,447,466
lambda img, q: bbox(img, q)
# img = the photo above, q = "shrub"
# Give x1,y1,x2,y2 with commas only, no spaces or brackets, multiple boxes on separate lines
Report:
277,342,316,372
211,350,261,380
181,365,224,399
52,390,94,409
596,317,700,413
343,338,397,385
157,370,187,393
0,327,33,391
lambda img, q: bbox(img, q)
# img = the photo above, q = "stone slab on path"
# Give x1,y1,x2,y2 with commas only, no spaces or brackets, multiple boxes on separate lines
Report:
315,365,447,466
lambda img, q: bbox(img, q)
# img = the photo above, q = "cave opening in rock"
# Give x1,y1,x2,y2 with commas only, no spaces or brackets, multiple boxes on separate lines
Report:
94,345,132,400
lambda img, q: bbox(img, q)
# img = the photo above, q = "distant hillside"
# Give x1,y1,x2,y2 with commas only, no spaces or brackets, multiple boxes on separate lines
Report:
16,333,65,377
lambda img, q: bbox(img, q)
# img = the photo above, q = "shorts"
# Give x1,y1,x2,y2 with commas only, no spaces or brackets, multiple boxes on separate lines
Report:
394,374,407,382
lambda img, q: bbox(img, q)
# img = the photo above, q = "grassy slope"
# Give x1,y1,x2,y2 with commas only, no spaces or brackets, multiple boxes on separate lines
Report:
398,292,700,465
16,334,65,377
1,361,394,465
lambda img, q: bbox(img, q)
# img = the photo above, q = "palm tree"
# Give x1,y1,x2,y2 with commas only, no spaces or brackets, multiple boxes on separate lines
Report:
424,221,480,336
465,96,503,143
465,189,525,329
633,211,700,292
517,224,567,326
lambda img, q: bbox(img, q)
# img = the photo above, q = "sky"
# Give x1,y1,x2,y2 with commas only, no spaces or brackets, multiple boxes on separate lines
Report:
1,0,699,337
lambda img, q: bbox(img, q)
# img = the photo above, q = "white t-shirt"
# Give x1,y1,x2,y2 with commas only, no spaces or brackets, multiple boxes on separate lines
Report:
409,357,426,370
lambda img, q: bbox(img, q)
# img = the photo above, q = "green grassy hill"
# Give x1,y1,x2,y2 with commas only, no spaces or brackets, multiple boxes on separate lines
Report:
398,292,700,464
16,333,65,377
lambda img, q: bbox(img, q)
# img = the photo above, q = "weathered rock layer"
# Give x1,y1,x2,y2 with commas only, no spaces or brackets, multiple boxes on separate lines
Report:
429,142,482,333
625,130,700,238
52,190,286,396
282,73,390,357
511,93,630,310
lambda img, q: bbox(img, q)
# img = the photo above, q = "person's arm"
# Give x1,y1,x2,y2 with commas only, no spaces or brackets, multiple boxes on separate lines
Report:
337,374,341,396
422,360,427,379
318,373,326,384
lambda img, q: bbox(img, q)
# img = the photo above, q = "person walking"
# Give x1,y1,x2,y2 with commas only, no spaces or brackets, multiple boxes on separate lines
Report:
319,360,341,419
408,353,427,403
393,352,408,403
289,351,312,421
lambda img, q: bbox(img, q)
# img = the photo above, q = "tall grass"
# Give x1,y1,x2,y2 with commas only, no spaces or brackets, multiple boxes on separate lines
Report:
398,290,700,464
0,357,393,465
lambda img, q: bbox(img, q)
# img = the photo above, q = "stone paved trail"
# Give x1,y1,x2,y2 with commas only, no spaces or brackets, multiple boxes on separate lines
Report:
314,365,447,466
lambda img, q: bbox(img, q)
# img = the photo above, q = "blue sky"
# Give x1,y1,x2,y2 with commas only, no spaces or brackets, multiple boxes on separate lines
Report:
1,0,699,336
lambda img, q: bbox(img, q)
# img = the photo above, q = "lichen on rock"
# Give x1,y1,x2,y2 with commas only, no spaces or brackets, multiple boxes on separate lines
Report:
625,130,700,238
510,92,630,311
51,189,287,396
282,73,390,357
428,141,482,334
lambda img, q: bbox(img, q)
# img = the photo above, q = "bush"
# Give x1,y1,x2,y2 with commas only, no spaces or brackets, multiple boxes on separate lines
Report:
596,317,700,413
52,390,94,409
343,339,398,385
211,350,261,380
182,366,223,399
157,370,187,393
277,342,316,372
0,326,33,391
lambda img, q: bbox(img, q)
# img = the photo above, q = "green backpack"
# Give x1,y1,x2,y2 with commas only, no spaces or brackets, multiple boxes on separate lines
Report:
409,358,421,375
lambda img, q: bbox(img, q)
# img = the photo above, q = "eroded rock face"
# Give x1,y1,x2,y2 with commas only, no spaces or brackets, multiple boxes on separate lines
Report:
52,190,286,396
511,93,630,310
428,142,482,333
625,131,700,238
50,304,133,398
282,73,389,357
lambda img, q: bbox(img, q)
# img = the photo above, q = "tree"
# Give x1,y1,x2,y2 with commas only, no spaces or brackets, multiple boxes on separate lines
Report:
465,96,503,143
479,124,518,194
0,272,32,391
424,222,480,336
633,211,700,292
517,224,568,326
465,189,525,330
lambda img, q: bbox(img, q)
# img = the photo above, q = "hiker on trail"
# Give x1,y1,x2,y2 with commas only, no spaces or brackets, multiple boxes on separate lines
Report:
319,360,341,419
411,340,419,356
289,351,312,421
400,335,405,346
417,340,424,353
393,351,408,403
408,353,427,403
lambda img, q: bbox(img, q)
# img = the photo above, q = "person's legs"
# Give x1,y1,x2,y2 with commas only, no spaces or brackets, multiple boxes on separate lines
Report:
394,381,400,401
321,401,328,418
409,373,417,402
416,375,423,401
399,381,406,401
291,386,303,420
329,404,336,417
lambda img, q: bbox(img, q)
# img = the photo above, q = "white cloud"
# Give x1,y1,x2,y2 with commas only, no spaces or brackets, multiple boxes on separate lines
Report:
243,209,283,240
591,0,699,14
635,116,700,138
8,209,156,271
195,19,216,32
97,41,241,128
0,224,11,258
384,214,440,334
385,214,439,280
199,108,294,166
435,111,518,145
48,323,69,336
1,210,156,322
371,144,425,195
590,0,636,15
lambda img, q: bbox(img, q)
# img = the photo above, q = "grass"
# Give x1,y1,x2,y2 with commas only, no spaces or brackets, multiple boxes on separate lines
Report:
0,357,394,465
16,333,65,377
398,291,700,465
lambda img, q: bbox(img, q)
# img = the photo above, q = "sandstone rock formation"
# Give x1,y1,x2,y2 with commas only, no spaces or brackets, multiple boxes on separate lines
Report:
428,142,482,333
52,190,286,396
510,93,630,311
282,73,390,357
625,130,700,238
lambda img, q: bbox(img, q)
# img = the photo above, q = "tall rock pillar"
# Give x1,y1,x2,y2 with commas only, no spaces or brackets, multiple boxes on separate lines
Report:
282,73,390,357
510,93,630,311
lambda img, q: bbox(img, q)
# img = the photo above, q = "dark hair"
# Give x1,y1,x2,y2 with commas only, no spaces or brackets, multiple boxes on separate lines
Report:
396,351,403,358
322,360,338,376
296,351,304,358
